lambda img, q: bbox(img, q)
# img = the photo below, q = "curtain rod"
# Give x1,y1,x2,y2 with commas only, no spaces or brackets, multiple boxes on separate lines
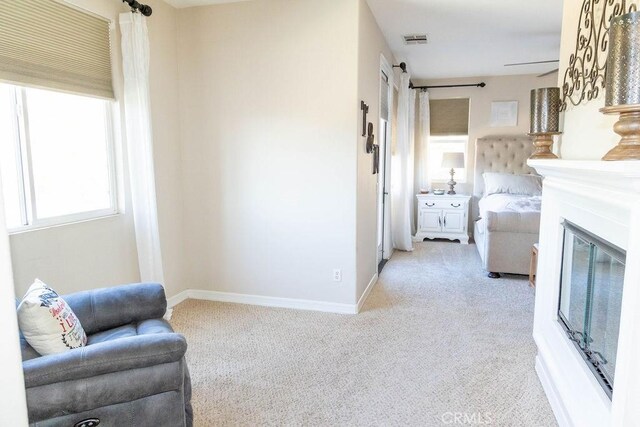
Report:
391,61,486,90
410,82,486,90
122,0,152,16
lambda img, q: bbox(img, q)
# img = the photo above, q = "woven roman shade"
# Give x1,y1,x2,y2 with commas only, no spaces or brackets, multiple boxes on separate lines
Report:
430,98,469,136
0,0,114,99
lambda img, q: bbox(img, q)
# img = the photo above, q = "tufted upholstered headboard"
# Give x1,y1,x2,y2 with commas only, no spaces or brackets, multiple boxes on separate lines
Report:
472,135,535,219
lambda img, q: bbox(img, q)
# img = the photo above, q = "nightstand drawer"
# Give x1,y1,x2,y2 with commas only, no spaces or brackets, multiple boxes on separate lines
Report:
419,199,466,210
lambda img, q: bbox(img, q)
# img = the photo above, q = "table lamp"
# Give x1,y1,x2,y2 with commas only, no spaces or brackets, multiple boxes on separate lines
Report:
441,152,464,194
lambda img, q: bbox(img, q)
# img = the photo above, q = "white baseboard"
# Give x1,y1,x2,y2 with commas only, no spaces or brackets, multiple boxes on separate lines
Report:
169,289,359,314
536,353,571,427
164,290,190,320
357,273,378,312
166,277,381,315
167,290,190,309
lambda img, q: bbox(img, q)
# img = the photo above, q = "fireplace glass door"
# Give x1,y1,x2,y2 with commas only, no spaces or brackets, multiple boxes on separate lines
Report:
558,221,626,398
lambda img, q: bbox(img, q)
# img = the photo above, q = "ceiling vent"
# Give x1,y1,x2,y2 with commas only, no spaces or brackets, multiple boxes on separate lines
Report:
403,34,428,45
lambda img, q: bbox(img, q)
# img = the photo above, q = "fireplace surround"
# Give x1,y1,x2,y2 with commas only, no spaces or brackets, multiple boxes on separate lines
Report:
529,159,640,426
558,220,626,398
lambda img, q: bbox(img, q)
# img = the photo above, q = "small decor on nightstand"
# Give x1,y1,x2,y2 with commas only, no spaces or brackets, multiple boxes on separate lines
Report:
528,87,561,159
600,11,640,161
413,193,471,244
441,152,464,194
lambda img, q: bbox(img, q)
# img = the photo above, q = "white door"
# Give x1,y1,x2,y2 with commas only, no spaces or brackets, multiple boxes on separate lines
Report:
442,209,465,233
377,68,391,267
377,117,387,264
420,209,442,232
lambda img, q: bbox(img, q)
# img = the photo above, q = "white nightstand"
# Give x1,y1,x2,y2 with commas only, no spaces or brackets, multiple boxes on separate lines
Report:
413,193,471,244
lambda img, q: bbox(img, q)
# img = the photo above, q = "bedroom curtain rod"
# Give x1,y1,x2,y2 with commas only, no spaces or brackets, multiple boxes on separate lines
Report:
122,0,152,16
410,82,486,90
392,61,486,90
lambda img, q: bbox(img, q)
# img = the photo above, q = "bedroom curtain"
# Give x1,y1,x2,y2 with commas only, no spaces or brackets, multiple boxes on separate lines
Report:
408,88,417,236
413,91,431,231
0,178,28,424
120,12,165,284
415,91,431,192
391,74,415,251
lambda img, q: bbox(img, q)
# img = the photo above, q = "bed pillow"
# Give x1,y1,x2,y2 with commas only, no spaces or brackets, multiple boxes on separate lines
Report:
17,279,87,356
483,172,542,196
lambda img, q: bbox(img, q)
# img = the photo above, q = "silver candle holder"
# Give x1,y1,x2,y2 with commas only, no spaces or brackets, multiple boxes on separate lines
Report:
601,11,640,161
528,87,561,159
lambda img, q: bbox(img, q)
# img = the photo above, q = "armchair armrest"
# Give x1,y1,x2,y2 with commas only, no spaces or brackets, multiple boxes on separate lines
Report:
22,333,187,388
64,283,167,334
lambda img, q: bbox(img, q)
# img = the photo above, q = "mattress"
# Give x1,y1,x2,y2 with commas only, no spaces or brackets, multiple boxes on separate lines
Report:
476,194,541,234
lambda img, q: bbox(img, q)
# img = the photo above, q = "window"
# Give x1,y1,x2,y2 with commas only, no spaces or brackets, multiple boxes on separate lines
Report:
428,98,470,183
0,84,117,231
427,135,468,182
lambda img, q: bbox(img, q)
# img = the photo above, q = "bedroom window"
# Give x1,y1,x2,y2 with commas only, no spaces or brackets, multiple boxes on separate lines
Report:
427,135,468,182
0,83,117,231
428,98,469,183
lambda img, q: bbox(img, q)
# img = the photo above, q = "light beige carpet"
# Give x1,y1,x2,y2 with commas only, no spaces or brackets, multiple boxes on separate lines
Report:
170,242,557,426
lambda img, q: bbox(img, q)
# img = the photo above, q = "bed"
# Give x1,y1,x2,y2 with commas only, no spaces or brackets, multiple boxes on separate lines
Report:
472,135,541,278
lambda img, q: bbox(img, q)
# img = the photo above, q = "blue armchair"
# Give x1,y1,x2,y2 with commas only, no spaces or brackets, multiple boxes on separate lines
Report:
18,283,193,426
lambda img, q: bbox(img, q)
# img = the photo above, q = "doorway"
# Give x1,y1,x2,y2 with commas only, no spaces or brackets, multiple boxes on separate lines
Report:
377,61,393,272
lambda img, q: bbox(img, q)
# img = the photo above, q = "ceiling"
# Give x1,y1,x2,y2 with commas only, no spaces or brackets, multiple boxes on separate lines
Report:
366,0,563,80
163,0,563,80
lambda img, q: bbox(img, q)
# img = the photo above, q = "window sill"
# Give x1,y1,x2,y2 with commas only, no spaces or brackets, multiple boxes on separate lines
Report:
8,211,122,236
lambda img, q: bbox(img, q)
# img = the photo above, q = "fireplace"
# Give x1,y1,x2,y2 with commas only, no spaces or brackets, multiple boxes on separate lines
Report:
527,159,640,426
558,220,626,398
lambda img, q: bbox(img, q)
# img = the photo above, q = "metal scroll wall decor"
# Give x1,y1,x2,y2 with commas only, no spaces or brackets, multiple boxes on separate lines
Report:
367,123,379,174
361,100,378,174
361,101,369,136
560,0,637,111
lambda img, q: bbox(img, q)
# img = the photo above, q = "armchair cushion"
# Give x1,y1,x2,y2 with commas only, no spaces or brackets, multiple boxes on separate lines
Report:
24,325,186,388
64,282,167,335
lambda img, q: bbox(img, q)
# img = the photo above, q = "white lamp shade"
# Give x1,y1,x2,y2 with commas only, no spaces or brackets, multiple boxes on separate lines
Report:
441,152,465,168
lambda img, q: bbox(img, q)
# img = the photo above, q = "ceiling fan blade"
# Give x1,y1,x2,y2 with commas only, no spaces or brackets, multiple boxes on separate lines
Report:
504,59,560,67
537,68,559,78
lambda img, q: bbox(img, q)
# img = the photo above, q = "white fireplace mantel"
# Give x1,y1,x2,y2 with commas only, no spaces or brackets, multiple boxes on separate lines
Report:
530,159,640,193
528,159,640,427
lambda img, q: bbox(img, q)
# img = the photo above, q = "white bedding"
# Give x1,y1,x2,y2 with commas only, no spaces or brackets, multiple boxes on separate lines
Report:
478,193,541,217
476,194,541,234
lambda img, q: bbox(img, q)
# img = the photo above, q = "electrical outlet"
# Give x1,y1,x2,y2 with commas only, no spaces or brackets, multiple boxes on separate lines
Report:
333,269,342,282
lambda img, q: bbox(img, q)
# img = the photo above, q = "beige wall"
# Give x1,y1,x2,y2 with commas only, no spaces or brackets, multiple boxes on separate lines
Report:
557,0,640,159
355,0,396,300
10,0,186,299
177,0,361,304
146,0,186,298
413,73,558,195
9,0,390,307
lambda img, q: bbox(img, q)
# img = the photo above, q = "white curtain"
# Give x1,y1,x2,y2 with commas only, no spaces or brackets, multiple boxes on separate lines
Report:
413,91,431,230
391,74,415,251
0,179,28,424
408,88,417,235
120,13,165,284
415,91,431,192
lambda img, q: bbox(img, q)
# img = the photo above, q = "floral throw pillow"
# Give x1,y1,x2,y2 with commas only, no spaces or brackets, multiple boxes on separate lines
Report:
17,279,87,356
